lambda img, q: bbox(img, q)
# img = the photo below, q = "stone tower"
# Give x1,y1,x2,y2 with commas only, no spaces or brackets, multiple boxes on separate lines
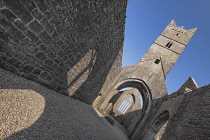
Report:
1,0,209,139
93,20,197,138
139,20,197,78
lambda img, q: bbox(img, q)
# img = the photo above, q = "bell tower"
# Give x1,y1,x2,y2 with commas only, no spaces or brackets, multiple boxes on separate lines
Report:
93,20,197,138
138,20,197,78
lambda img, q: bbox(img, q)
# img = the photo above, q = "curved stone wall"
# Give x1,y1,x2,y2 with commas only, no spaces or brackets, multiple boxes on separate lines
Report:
0,0,127,104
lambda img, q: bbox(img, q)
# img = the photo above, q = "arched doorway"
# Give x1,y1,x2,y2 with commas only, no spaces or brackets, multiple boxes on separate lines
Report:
114,79,152,137
97,79,152,137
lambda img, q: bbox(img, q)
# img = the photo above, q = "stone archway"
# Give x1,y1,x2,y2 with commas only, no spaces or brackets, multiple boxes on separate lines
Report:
114,79,152,113
96,78,152,137
114,79,152,137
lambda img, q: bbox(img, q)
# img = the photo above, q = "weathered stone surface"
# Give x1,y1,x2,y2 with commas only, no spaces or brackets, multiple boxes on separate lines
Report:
13,20,27,31
20,0,37,12
0,9,17,22
24,30,38,42
0,0,127,104
33,0,48,12
93,20,202,140
154,85,210,140
1,1,209,140
177,76,198,93
28,20,44,34
32,8,43,20
3,0,33,23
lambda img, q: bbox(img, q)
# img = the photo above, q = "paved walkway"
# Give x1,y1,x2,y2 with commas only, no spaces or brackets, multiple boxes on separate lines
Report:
0,68,128,140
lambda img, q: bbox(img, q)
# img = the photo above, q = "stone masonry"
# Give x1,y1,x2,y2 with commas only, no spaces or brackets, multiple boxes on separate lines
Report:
0,0,210,140
93,20,210,140
0,0,126,104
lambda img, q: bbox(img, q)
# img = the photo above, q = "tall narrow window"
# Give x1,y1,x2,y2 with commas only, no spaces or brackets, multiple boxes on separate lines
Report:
118,96,133,114
166,42,173,48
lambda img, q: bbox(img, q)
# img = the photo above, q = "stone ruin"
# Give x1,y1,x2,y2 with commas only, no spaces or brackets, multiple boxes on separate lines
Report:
0,0,209,140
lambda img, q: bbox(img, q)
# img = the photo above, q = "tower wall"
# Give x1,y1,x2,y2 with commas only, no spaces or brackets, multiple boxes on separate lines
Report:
139,43,180,77
162,20,196,45
139,20,197,77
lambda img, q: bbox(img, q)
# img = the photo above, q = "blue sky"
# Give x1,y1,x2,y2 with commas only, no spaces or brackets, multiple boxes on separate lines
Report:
123,0,210,94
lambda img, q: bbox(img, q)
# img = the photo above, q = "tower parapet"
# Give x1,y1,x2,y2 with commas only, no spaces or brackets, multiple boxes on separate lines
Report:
162,20,197,45
167,20,197,33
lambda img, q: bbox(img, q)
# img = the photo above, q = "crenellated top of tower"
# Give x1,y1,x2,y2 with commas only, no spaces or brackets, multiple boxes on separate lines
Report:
167,20,197,34
161,20,197,45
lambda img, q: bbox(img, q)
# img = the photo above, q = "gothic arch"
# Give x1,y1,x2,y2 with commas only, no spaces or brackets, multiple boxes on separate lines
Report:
112,79,152,137
95,78,152,137
114,78,152,113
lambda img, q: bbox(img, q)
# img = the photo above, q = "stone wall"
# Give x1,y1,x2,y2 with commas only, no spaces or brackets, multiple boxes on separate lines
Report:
161,85,210,140
0,0,127,104
134,84,210,140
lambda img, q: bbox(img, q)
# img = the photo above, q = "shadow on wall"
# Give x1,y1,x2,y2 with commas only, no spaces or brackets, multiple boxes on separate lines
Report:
0,0,127,104
0,69,128,140
67,46,122,104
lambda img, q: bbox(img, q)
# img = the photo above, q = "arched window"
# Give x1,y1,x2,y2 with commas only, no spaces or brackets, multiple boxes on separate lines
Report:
152,111,170,140
118,95,134,114
153,111,169,129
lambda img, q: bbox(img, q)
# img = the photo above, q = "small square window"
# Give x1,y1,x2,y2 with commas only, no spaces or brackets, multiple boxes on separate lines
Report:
155,59,160,64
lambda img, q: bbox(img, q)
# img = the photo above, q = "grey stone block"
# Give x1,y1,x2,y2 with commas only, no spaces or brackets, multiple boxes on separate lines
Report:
4,0,33,23
38,30,52,44
0,9,17,22
28,20,44,34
